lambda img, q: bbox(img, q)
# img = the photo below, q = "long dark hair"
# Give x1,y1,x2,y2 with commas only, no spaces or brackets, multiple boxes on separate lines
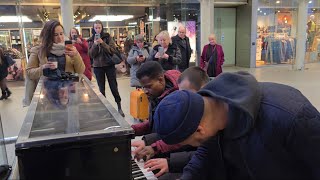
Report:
91,20,104,39
39,20,64,57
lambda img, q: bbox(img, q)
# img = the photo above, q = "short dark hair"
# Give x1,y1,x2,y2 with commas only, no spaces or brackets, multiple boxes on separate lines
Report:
178,66,209,90
136,61,164,80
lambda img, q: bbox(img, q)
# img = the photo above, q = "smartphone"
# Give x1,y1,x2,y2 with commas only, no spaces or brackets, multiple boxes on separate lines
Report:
139,55,143,57
158,47,164,57
72,35,78,41
95,33,100,40
65,40,73,49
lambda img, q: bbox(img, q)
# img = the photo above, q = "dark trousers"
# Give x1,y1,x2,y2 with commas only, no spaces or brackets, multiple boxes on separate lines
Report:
94,66,121,103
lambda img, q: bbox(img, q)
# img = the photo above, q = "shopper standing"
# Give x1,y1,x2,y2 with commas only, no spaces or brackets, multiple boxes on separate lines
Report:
171,26,192,72
0,47,12,100
148,31,182,71
88,20,125,117
127,34,152,88
69,28,92,80
200,34,224,77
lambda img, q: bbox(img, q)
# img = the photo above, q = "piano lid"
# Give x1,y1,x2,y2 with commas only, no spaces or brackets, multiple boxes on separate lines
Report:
16,76,134,149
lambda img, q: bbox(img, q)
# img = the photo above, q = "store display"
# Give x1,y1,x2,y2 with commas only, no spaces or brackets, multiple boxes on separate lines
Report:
261,34,295,64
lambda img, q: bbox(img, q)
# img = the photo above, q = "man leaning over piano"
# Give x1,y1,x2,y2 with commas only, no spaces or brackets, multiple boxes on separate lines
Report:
152,71,320,180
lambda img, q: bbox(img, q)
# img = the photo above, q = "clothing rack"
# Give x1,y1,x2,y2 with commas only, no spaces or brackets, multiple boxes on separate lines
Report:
262,35,295,64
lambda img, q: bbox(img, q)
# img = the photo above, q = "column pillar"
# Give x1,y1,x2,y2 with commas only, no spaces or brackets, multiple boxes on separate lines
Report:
200,0,214,53
60,0,74,36
295,0,308,70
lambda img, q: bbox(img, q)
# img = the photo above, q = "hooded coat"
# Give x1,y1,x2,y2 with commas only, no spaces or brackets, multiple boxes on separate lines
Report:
181,71,320,180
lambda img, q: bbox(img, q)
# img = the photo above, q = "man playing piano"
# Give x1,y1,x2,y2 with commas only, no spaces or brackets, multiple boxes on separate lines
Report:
134,67,210,179
152,71,320,180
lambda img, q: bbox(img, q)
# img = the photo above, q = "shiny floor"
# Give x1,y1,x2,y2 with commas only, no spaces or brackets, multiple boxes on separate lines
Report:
1,63,320,166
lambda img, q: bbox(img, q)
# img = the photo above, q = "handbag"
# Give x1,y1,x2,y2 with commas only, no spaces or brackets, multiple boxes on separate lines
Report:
112,53,122,64
4,56,15,67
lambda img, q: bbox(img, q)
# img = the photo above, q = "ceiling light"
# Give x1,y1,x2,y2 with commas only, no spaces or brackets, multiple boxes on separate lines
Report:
278,10,280,12
89,15,133,22
258,8,260,11
309,1,312,3
313,9,316,10
148,16,160,21
128,22,137,25
276,1,280,3
264,13,266,15
260,10,262,13
0,16,32,22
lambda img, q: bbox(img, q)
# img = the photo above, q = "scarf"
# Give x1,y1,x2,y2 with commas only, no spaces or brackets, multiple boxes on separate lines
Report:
50,43,65,56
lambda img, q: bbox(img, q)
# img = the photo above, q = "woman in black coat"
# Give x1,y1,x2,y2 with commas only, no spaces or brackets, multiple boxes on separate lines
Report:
148,31,182,71
0,47,12,100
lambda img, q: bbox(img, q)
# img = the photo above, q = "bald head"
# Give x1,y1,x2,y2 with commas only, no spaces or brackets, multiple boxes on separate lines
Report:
178,26,186,39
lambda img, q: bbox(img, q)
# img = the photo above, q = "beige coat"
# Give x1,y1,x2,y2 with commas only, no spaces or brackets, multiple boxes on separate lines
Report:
26,46,85,80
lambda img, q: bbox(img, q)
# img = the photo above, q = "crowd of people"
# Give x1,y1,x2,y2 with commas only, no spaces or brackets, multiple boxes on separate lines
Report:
14,18,320,180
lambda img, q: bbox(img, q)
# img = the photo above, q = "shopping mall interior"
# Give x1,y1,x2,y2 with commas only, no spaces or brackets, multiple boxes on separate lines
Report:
0,0,320,179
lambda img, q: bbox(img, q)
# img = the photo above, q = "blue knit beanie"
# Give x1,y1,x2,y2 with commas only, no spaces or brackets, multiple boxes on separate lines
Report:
153,90,204,145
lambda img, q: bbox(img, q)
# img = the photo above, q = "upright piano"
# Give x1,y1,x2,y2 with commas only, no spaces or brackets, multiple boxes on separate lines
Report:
15,76,156,180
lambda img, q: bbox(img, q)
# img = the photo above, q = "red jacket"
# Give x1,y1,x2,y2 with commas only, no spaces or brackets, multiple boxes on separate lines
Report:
200,44,224,76
132,70,181,153
73,38,92,80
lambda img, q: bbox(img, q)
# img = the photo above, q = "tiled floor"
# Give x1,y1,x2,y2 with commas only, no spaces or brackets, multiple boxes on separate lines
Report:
1,63,320,166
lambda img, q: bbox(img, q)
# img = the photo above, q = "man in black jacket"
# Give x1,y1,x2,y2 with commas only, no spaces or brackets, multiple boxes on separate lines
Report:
171,26,192,72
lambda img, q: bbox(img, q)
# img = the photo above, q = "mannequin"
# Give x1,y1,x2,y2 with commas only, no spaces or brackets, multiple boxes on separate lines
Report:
307,15,316,50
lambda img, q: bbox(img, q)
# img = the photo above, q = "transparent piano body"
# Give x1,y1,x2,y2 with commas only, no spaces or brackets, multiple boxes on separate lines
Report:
15,76,135,179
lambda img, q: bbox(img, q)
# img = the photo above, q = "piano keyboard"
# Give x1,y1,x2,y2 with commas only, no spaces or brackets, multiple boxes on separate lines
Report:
132,159,157,180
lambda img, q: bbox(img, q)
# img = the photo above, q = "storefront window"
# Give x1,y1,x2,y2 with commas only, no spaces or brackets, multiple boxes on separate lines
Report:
256,1,298,67
257,0,320,67
306,2,320,64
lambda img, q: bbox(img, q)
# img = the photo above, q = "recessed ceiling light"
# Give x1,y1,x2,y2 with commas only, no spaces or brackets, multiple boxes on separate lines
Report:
278,10,280,12
264,13,266,15
0,16,32,22
276,1,280,3
309,1,312,3
313,9,316,11
260,10,262,13
89,15,133,22
258,8,260,11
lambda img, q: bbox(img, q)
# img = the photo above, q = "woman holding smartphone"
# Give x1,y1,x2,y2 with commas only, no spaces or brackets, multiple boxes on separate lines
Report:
27,20,85,80
127,34,152,88
26,20,85,103
148,30,182,71
69,28,92,80
88,20,125,117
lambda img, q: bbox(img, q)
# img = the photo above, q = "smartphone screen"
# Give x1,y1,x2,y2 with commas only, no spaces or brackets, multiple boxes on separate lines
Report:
95,34,100,40
158,47,164,56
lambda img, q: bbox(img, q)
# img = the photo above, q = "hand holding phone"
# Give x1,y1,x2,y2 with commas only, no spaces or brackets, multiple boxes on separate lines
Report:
158,47,164,57
65,40,73,50
65,40,78,57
